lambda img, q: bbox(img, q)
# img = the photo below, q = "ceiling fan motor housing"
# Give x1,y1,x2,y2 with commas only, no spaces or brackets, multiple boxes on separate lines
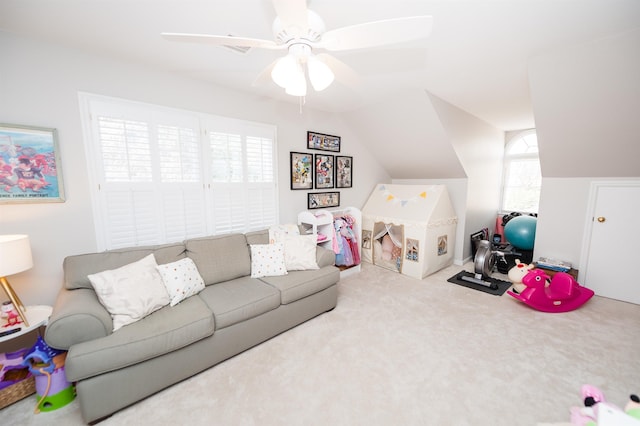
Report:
272,10,325,45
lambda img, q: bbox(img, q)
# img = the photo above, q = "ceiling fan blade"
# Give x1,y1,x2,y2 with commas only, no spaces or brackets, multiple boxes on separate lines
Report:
161,33,284,50
316,53,360,88
319,16,433,51
252,59,279,87
271,0,309,38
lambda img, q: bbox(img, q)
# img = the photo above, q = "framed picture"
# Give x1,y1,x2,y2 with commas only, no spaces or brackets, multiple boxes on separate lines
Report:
307,131,340,152
335,155,352,188
314,154,334,189
0,123,66,204
308,191,340,209
290,152,313,190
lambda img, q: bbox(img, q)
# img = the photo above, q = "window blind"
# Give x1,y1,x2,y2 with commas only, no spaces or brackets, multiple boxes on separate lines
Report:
81,94,278,250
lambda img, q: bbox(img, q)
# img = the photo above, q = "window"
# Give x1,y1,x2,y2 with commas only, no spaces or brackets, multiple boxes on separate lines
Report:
80,94,278,250
500,129,541,214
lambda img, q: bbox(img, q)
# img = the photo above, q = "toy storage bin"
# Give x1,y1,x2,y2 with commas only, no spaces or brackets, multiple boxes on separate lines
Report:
0,375,36,409
0,348,36,409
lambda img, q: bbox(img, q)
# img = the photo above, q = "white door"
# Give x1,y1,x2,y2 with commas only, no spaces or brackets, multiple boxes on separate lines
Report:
580,182,640,304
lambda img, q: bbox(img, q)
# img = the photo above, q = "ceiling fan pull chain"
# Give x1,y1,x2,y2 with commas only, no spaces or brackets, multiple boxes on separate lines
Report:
298,95,306,114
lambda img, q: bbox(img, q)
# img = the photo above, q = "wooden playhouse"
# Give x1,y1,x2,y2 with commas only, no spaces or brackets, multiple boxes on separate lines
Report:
361,184,457,279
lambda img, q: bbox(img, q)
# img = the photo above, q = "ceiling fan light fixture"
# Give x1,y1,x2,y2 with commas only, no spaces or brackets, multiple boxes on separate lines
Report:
284,62,307,97
271,54,296,89
307,55,334,91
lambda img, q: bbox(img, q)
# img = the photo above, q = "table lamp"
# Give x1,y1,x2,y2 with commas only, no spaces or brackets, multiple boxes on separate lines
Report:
0,234,33,327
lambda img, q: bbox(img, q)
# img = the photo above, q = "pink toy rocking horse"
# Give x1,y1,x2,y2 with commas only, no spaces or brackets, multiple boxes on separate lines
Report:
507,269,594,313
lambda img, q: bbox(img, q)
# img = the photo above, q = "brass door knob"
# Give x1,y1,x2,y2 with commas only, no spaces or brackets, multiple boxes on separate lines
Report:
597,216,606,223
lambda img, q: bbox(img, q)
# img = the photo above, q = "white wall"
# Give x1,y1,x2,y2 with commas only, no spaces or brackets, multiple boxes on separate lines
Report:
428,92,504,261
533,178,593,266
344,89,466,179
529,28,640,177
528,29,640,270
0,33,389,306
534,177,640,269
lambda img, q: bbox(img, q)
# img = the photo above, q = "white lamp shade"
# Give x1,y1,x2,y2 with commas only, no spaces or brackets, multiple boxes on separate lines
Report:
284,63,307,96
307,55,335,91
271,54,296,89
0,234,33,277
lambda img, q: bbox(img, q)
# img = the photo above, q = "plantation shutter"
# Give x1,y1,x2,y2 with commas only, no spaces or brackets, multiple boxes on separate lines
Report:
156,123,207,243
208,126,277,234
246,134,276,230
82,94,278,250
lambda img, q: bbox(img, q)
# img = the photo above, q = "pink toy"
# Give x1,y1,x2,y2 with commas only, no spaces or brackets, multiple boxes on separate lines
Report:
570,384,606,425
507,269,594,312
570,384,640,425
3,310,22,327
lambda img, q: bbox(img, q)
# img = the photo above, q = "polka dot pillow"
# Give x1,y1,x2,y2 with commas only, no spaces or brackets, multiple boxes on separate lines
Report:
250,243,288,278
157,258,205,306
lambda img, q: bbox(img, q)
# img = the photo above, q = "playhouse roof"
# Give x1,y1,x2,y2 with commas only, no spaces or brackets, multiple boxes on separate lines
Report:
362,184,457,227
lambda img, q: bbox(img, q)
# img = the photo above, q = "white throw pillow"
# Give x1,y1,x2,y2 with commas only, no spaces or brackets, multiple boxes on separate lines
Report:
250,243,288,278
282,234,319,271
268,224,300,243
157,257,205,307
88,254,170,332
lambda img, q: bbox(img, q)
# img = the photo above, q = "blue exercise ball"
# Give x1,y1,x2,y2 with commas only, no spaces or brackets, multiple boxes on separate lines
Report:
504,215,537,250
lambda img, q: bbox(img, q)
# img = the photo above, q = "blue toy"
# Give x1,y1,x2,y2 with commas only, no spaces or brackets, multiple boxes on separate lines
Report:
504,215,537,250
22,336,75,413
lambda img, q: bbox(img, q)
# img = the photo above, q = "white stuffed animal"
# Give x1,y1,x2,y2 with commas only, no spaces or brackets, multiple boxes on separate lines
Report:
508,259,534,293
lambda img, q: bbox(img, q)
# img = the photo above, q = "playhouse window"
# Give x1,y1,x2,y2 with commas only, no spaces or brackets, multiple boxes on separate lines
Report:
501,129,541,214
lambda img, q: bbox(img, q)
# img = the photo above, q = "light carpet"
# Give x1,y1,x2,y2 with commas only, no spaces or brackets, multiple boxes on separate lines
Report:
3,262,639,425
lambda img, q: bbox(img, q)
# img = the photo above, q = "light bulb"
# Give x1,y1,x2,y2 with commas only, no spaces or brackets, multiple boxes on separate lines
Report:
271,54,296,89
285,62,307,96
307,55,334,91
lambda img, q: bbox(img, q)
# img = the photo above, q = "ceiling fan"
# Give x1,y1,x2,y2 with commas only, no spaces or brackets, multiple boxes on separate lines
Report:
161,0,433,97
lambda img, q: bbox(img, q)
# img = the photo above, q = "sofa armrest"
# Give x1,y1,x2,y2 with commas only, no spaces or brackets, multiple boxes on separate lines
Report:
316,245,336,268
44,287,112,350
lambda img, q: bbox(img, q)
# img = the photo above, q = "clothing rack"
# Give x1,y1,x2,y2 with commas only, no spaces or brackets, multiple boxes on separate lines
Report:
297,206,362,277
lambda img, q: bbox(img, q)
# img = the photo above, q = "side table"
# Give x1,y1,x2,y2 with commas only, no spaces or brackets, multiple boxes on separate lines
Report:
0,305,52,409
0,305,52,344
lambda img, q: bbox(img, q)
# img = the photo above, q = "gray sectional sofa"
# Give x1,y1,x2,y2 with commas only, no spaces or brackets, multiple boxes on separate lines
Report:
44,230,339,423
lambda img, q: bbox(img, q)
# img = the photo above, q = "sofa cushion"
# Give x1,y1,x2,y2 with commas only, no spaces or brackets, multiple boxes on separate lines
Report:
249,243,288,278
88,254,171,332
259,266,340,304
281,235,319,271
158,257,205,306
65,295,215,382
197,276,280,330
64,242,186,290
245,229,269,245
268,224,300,242
316,245,337,268
186,234,251,285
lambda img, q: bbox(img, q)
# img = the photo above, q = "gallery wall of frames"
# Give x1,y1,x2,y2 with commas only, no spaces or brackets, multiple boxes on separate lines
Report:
290,131,352,209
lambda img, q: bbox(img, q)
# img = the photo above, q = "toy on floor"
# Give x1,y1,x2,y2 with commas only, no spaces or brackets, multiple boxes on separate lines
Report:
506,268,594,312
507,259,535,294
22,336,75,413
570,384,640,425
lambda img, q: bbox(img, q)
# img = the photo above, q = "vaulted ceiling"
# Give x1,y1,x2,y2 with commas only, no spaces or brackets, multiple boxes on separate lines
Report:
2,0,639,132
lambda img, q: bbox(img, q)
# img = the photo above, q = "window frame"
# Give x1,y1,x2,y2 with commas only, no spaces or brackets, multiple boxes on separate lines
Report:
500,129,541,215
79,92,279,251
